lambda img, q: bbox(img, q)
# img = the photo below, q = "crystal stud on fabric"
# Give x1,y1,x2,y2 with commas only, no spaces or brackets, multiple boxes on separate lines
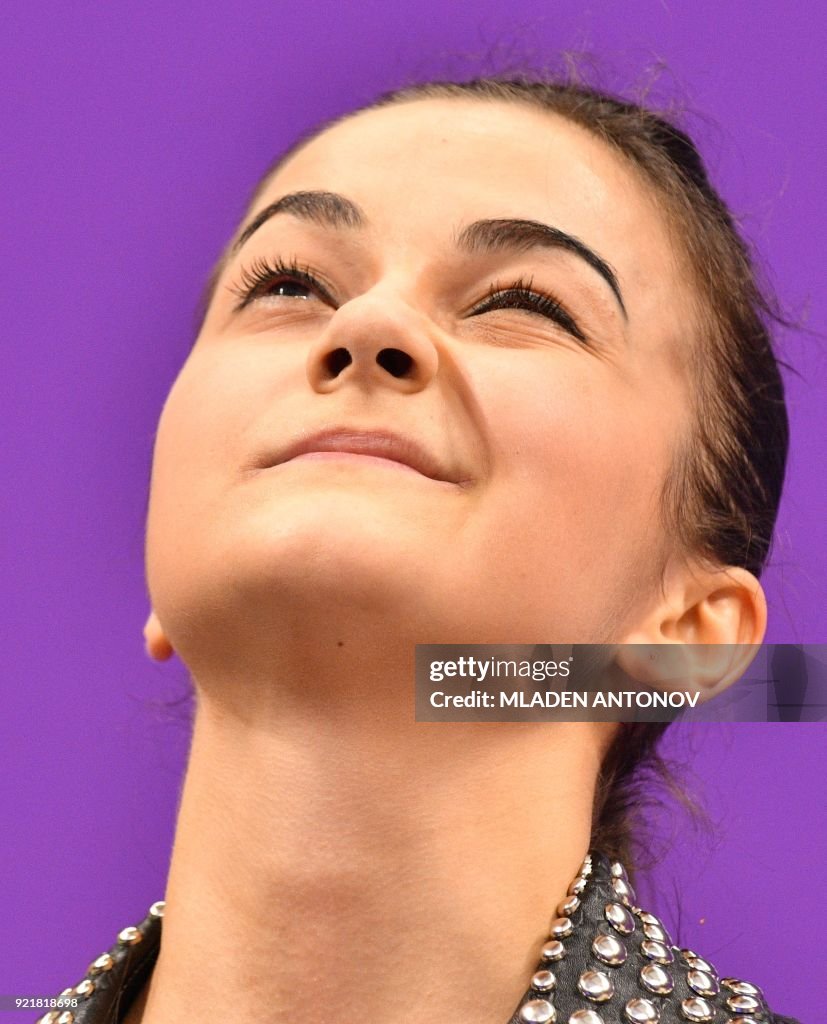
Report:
640,939,673,964
519,998,557,1022
624,998,660,1023
549,916,573,939
541,939,566,961
726,994,760,1014
569,1012,605,1024
87,952,114,975
531,969,557,991
591,932,627,966
604,902,635,935
569,876,588,896
639,963,673,995
683,955,716,974
680,997,715,1021
577,970,614,1002
557,894,581,916
641,921,670,943
722,979,762,997
686,970,719,997
611,877,636,905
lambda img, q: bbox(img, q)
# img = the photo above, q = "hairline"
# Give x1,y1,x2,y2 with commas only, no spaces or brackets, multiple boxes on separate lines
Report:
196,91,695,335
192,89,733,582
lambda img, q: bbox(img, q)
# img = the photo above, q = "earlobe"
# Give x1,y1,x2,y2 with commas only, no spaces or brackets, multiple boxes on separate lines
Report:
615,564,767,702
143,610,175,662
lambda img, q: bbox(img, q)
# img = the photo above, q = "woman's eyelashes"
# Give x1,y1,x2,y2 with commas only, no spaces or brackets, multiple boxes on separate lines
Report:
468,276,586,343
227,256,336,310
227,258,586,344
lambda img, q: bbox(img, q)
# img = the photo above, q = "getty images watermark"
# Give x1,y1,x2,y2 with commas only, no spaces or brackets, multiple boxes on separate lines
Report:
414,644,827,722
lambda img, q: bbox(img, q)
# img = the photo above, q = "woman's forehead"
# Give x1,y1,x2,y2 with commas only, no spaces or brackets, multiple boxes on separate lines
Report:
257,98,675,289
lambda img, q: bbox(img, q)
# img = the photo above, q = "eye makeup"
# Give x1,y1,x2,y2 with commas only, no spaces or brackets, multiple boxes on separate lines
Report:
226,255,336,312
468,274,586,342
226,257,586,343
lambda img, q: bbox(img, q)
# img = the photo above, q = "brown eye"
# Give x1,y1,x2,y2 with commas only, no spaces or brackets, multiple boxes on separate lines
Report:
228,256,335,311
265,279,314,300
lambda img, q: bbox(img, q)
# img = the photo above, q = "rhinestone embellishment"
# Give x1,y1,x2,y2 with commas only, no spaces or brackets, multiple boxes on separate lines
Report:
642,921,668,943
557,894,581,916
683,955,716,974
604,901,635,934
640,939,674,964
87,952,113,975
531,969,557,991
591,932,627,966
722,979,762,997
625,997,660,1023
726,994,761,1013
687,969,719,997
611,876,636,905
610,860,628,881
639,962,673,995
569,876,588,896
541,939,566,961
681,997,715,1021
578,969,614,1002
519,998,556,1022
569,1012,604,1024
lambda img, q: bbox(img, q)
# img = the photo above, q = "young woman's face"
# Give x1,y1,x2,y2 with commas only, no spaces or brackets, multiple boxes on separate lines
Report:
145,98,697,649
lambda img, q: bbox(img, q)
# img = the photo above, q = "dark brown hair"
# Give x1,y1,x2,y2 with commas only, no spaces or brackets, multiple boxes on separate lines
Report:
199,72,790,876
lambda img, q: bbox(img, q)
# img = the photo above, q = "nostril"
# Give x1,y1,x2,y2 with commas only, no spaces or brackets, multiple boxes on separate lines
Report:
377,347,414,378
323,347,353,378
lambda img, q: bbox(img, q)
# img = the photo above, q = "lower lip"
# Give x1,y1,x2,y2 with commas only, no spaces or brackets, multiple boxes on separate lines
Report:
282,451,426,475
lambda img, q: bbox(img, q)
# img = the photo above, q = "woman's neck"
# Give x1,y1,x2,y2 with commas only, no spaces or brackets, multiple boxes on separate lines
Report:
128,666,610,1024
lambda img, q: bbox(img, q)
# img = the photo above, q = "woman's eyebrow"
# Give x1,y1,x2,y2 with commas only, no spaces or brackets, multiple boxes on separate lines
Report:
232,190,366,253
231,191,626,319
455,219,627,319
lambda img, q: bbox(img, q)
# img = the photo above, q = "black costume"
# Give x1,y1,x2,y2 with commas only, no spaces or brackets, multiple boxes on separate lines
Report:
36,851,802,1023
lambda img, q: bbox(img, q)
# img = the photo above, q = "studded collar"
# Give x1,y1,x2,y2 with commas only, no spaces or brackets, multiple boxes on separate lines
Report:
39,851,801,1024
504,852,801,1024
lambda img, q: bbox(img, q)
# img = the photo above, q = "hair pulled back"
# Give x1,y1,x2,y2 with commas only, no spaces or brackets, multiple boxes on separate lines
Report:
208,71,790,875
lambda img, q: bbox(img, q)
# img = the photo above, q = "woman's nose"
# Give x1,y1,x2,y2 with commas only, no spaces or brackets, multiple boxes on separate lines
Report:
305,290,440,394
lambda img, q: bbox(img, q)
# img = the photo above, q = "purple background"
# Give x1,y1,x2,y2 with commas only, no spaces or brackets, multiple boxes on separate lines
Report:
2,3,824,1021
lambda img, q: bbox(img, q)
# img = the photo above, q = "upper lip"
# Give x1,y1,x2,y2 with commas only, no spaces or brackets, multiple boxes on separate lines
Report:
266,427,463,483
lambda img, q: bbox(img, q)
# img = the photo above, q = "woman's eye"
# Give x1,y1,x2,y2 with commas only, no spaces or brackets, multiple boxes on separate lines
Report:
471,283,586,343
264,279,314,300
228,258,334,311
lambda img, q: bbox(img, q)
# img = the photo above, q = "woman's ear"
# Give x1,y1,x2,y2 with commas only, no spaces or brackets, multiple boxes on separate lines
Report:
614,561,767,702
143,609,175,661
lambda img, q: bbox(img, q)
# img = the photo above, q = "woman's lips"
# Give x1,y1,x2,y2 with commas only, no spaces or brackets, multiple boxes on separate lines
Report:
265,427,466,484
284,450,425,475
